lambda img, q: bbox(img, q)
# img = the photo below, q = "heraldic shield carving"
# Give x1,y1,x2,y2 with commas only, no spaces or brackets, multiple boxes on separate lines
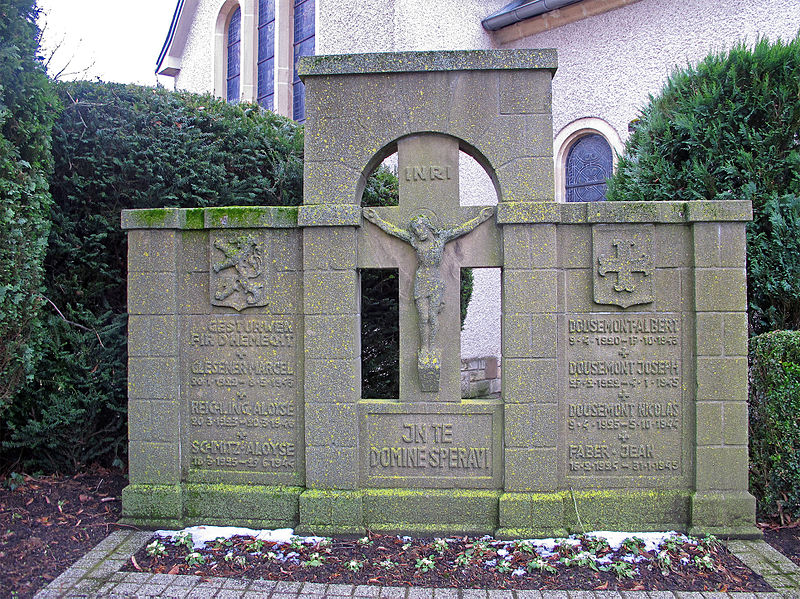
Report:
593,225,654,308
210,231,271,311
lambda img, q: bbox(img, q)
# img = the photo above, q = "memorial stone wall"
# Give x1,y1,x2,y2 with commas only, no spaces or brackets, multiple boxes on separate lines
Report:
122,50,759,539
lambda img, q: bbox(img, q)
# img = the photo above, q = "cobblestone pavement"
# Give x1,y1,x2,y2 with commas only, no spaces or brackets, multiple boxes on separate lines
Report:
34,531,800,599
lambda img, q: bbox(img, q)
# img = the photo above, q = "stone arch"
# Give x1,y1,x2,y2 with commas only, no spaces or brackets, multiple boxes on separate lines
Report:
356,133,501,207
214,0,257,102
554,117,622,202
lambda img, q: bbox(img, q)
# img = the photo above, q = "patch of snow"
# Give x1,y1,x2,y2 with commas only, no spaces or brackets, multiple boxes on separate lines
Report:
154,526,317,550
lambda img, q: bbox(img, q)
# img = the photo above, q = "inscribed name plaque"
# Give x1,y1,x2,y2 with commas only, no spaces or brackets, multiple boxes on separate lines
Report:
181,314,301,485
560,313,688,485
360,401,503,489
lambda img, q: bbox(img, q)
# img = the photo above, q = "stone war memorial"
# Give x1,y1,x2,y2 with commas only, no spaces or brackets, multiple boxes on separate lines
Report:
121,50,759,539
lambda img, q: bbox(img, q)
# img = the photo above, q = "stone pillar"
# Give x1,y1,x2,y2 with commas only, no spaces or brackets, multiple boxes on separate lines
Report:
498,221,564,537
690,204,759,538
298,206,365,534
122,226,183,527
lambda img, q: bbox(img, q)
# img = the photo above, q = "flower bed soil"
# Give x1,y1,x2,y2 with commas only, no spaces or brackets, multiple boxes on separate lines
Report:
0,469,797,599
126,530,773,593
0,467,127,599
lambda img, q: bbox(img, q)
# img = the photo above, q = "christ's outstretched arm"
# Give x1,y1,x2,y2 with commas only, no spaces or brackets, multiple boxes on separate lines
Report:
363,208,414,243
442,207,494,242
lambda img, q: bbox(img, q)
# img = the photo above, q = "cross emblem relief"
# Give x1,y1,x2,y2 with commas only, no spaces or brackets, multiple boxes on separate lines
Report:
598,239,653,293
358,134,500,401
592,225,655,309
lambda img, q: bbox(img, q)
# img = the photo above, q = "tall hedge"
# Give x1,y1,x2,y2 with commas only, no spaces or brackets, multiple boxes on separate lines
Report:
749,331,800,520
0,0,58,411
1,82,304,472
607,36,800,334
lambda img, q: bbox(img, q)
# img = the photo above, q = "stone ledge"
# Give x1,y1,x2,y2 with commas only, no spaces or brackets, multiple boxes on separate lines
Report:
121,206,299,230
497,201,752,224
298,204,361,227
298,49,558,79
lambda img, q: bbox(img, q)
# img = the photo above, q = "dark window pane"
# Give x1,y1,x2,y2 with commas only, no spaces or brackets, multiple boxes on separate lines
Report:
565,133,612,202
226,7,241,103
292,0,314,121
258,20,275,61
259,0,274,25
257,57,274,108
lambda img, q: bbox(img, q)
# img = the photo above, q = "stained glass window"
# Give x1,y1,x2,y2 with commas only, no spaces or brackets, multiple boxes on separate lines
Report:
257,0,275,110
226,7,241,103
565,134,612,202
293,0,314,122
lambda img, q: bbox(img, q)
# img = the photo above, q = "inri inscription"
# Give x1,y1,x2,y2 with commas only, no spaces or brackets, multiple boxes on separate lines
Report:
181,315,299,480
561,313,684,481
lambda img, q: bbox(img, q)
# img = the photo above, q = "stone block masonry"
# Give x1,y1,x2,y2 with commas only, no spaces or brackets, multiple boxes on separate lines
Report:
121,50,757,538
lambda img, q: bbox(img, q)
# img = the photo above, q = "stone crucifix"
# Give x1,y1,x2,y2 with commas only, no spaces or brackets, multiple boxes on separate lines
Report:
359,134,500,400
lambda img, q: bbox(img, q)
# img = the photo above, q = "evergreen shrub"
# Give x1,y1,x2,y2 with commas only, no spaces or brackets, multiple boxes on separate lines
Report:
2,82,303,472
749,331,800,520
607,36,800,334
0,0,58,411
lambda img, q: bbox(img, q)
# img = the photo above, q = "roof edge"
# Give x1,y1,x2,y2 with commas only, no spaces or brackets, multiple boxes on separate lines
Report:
482,0,584,31
156,0,199,77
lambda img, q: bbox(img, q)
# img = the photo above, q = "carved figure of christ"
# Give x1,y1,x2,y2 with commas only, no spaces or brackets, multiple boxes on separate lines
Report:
358,134,500,400
363,207,494,354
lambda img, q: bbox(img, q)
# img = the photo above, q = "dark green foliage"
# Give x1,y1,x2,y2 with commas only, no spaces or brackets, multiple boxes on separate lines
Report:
749,331,800,520
1,82,303,473
607,36,800,333
0,0,58,410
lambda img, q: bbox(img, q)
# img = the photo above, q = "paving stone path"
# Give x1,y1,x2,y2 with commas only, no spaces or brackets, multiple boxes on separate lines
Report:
34,531,800,598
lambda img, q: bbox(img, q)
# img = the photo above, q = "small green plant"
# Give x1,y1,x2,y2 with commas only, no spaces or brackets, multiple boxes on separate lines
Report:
661,535,682,552
571,552,600,572
264,551,278,561
432,538,449,554
415,555,436,573
224,551,235,562
472,540,489,555
512,539,536,554
245,539,265,553
174,531,194,551
346,559,364,572
607,560,636,579
621,536,645,553
145,540,167,558
357,536,373,547
316,537,333,551
699,534,718,551
527,557,557,575
656,549,673,575
454,551,473,567
379,558,397,570
185,552,205,566
402,541,412,551
495,559,513,573
582,535,610,554
302,552,325,567
694,554,715,570
3,473,24,491
212,536,233,550
289,536,305,551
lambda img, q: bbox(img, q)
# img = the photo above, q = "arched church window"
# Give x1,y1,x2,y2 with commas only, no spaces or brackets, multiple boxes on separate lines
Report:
565,133,612,202
257,0,275,110
292,0,315,121
226,6,242,103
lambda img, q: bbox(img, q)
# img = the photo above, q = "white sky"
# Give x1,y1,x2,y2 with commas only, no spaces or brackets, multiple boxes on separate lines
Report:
37,0,178,86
